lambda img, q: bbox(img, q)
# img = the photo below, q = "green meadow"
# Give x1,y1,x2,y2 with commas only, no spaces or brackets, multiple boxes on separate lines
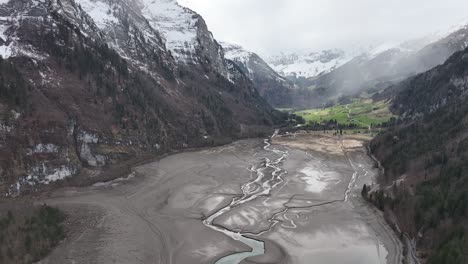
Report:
293,99,394,128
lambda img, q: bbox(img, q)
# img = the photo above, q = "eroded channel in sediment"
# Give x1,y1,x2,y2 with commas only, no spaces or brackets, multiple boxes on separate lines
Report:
202,134,375,264
202,130,289,264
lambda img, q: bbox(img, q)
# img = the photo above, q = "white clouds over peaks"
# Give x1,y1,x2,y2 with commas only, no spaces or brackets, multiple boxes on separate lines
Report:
178,0,468,55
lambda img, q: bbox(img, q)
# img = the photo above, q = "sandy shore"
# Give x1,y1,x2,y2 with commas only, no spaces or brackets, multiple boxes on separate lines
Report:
38,133,402,264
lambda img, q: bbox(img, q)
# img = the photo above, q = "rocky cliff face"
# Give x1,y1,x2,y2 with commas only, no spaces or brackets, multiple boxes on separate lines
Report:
0,0,283,196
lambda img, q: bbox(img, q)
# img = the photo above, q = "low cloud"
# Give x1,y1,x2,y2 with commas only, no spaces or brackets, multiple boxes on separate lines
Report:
179,0,468,55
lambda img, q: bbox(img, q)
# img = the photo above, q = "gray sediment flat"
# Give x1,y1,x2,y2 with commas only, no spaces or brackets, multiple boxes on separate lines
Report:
39,133,402,264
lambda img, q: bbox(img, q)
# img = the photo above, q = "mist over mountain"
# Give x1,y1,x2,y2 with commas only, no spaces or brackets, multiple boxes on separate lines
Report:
294,22,468,107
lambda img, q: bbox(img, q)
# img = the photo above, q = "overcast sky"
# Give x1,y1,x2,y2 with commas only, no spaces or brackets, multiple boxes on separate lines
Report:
178,0,468,56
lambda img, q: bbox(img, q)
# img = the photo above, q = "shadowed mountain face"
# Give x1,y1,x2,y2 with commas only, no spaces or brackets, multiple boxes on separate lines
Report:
0,0,284,196
371,47,468,263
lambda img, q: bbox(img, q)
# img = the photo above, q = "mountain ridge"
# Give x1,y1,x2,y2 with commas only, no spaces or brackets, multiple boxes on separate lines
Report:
0,0,283,196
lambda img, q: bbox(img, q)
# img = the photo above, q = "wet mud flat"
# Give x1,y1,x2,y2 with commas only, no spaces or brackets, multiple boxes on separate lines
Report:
39,132,402,264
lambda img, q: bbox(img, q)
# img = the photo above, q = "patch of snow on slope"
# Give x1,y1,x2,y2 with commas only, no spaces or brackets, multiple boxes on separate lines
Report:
7,165,76,196
75,0,118,29
0,45,12,58
0,0,9,5
139,0,198,62
0,38,46,60
25,164,73,184
0,19,12,58
27,144,59,155
221,42,253,64
41,166,75,184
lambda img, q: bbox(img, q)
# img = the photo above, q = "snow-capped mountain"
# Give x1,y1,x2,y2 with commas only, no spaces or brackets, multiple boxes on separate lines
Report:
266,49,353,80
140,0,200,60
222,42,295,107
73,0,228,76
138,0,227,73
0,0,281,196
222,42,257,77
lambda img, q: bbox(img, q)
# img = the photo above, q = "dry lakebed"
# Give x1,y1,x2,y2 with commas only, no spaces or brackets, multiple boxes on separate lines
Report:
38,131,402,264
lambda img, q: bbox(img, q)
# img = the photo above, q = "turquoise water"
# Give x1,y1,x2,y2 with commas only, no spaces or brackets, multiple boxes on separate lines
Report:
215,235,264,264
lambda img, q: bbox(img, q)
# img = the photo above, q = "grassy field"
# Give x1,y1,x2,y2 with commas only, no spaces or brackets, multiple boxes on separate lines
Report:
294,99,394,129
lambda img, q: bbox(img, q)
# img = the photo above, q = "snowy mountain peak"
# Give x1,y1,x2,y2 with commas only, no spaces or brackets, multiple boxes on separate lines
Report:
74,0,200,63
139,0,200,62
75,0,119,29
266,49,352,79
69,0,228,78
136,0,227,76
221,42,254,63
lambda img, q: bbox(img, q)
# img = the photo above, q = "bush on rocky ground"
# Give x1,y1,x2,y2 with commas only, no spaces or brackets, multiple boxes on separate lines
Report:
0,204,65,264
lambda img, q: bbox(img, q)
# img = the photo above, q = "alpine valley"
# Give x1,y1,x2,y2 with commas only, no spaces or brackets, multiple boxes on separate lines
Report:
1,1,468,264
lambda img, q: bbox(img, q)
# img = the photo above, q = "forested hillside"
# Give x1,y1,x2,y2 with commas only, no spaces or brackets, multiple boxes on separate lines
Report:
370,47,468,263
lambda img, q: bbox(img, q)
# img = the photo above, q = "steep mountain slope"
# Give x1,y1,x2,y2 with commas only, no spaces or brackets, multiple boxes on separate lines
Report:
308,23,468,106
222,42,296,107
0,0,282,196
370,47,468,263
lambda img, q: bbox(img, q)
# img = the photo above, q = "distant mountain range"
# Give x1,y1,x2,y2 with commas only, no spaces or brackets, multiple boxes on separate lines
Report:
221,19,468,109
265,49,354,80
222,43,330,108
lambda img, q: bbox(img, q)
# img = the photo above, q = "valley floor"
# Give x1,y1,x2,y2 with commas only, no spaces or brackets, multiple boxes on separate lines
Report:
37,132,402,264
294,99,394,128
